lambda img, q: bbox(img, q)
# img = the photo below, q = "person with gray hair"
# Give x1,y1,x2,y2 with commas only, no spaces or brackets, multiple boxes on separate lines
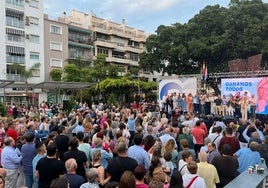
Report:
80,168,100,188
235,141,262,174
176,126,194,151
107,142,138,182
197,151,220,188
65,158,85,188
1,137,22,188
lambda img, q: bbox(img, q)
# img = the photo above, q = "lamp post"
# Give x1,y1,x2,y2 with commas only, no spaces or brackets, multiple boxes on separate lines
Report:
97,78,100,104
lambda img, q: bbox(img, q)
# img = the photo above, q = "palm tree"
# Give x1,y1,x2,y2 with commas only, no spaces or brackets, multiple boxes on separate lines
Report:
10,63,41,105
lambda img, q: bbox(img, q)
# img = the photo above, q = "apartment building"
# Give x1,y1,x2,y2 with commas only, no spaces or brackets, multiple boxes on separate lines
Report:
68,24,93,66
58,10,148,76
44,14,68,82
0,0,45,105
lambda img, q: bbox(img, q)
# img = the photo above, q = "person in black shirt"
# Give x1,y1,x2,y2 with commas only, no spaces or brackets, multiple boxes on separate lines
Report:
63,137,88,179
55,126,69,161
107,142,138,182
36,143,65,188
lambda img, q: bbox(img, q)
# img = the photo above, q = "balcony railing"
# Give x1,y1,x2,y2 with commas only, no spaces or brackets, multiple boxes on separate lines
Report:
6,0,24,9
6,74,25,82
6,18,24,29
7,55,25,64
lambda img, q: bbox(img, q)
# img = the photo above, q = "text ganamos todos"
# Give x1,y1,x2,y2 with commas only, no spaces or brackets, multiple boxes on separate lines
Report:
225,81,252,92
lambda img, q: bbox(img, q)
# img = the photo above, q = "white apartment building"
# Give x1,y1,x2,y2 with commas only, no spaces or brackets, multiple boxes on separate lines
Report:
0,0,45,105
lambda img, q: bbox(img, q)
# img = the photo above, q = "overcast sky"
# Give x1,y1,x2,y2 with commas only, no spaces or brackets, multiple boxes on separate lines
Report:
44,0,268,34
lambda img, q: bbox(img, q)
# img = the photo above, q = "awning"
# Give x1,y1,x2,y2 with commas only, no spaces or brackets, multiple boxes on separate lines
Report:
6,45,25,55
6,28,25,36
0,80,15,88
68,25,92,35
6,7,24,16
32,82,95,90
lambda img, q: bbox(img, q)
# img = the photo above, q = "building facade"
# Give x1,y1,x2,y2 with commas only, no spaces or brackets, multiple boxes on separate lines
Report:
44,14,68,82
58,10,148,76
0,0,45,105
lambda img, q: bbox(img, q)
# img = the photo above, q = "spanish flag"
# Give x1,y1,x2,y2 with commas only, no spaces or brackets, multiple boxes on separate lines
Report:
201,62,208,80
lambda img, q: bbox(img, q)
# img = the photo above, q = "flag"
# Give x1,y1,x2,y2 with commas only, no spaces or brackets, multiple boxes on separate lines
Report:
201,62,208,80
204,63,208,80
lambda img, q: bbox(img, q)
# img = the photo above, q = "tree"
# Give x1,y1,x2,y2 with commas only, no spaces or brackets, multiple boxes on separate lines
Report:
89,53,107,81
10,62,41,105
63,64,81,82
50,69,63,81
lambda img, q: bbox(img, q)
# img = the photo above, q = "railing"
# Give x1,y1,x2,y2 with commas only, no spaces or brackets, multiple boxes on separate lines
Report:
6,18,24,29
6,74,25,82
6,0,24,9
7,56,25,64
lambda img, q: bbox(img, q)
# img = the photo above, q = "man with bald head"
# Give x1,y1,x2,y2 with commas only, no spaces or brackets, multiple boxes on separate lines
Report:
197,151,219,188
159,127,177,148
65,158,85,188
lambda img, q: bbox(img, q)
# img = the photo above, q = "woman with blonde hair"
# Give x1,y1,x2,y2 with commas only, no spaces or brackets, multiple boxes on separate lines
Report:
163,139,178,168
92,150,111,187
83,116,93,136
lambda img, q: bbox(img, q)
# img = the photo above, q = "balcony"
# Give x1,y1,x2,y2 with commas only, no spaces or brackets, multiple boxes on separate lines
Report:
6,0,24,9
126,45,143,53
68,54,92,61
95,38,115,49
6,18,24,29
6,74,25,82
7,55,25,64
68,41,92,49
106,56,139,66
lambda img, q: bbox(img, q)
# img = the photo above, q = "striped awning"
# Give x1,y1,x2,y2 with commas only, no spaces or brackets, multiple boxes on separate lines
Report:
6,7,24,16
6,28,25,36
6,45,25,55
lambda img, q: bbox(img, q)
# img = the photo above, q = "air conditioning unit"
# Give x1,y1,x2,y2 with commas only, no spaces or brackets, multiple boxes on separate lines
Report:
25,16,29,26
25,34,30,39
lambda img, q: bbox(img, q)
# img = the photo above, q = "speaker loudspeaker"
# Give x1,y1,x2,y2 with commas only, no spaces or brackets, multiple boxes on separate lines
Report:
63,100,70,110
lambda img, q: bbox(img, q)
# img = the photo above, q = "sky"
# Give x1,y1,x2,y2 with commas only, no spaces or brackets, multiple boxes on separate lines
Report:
44,0,268,34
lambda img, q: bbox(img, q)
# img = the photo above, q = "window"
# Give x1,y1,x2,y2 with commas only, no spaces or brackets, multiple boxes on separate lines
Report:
129,53,139,61
29,17,39,26
30,52,39,61
50,41,62,51
50,58,62,67
7,34,24,43
97,48,108,56
6,15,24,28
69,47,85,58
5,0,24,8
29,35,39,43
50,25,62,34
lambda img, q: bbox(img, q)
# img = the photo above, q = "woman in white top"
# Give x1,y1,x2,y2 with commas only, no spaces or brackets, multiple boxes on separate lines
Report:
178,150,193,176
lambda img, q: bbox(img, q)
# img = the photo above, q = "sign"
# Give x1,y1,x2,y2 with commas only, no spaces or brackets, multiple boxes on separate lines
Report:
158,78,197,101
221,77,268,114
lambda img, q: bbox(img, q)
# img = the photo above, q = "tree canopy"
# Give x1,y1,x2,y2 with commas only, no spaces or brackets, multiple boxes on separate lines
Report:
140,0,268,75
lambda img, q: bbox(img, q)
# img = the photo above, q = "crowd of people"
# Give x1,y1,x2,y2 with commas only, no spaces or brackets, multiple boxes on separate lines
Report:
161,91,258,119
0,95,267,188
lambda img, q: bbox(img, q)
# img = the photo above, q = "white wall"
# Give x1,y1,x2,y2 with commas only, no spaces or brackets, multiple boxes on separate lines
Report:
0,0,7,80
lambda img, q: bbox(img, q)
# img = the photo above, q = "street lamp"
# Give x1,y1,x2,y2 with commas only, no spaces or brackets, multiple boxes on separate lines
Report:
97,78,100,104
